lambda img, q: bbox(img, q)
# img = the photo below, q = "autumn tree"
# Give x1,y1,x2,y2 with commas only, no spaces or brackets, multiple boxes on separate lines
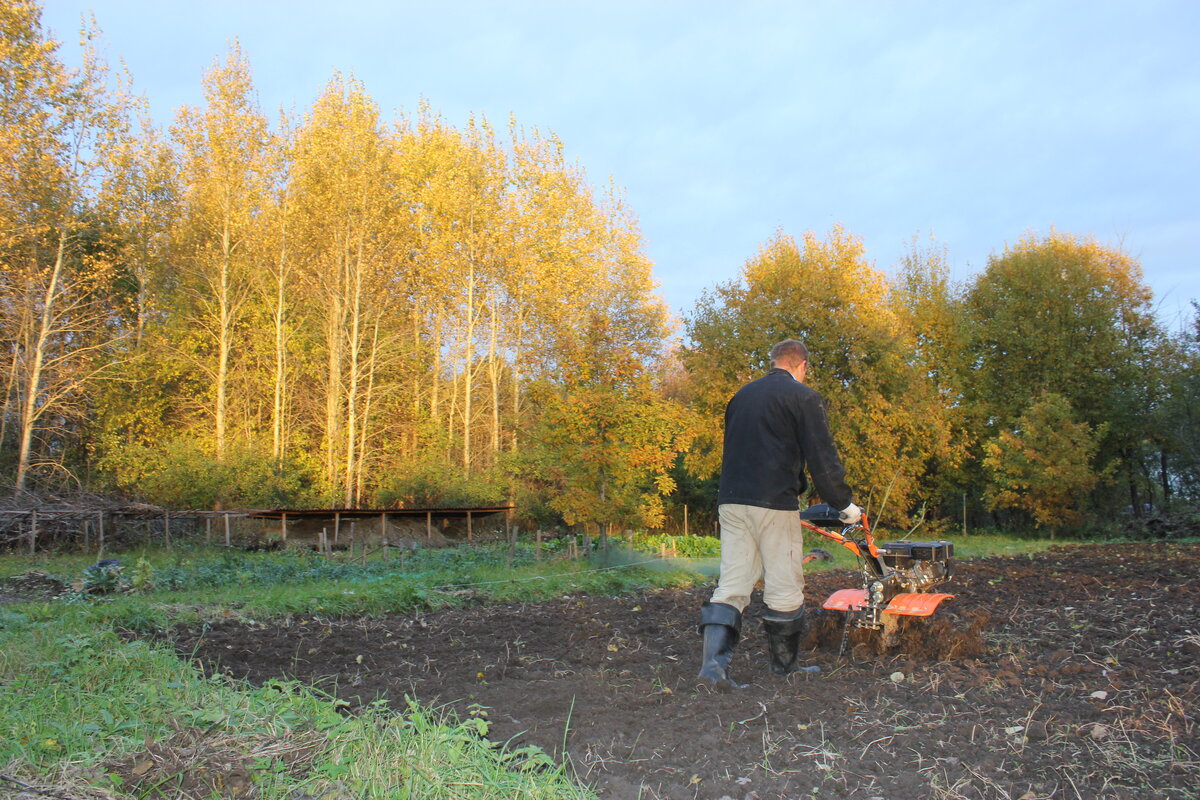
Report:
289,74,410,504
421,116,508,478
962,232,1165,513
256,112,294,467
96,98,178,349
889,236,975,516
983,392,1105,530
0,2,130,493
171,42,271,462
1155,302,1200,502
683,227,959,525
0,11,743,516
525,226,689,533
497,122,596,458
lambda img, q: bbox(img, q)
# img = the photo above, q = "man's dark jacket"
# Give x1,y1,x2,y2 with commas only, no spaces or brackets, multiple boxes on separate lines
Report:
717,368,853,511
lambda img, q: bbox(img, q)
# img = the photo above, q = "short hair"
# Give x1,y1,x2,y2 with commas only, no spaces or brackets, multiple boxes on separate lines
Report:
769,339,808,368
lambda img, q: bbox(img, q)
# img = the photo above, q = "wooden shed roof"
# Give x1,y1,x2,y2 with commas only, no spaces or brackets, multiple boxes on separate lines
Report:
249,506,514,521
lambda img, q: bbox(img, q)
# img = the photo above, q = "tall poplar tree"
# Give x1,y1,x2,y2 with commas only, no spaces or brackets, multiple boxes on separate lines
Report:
172,42,270,462
291,75,409,504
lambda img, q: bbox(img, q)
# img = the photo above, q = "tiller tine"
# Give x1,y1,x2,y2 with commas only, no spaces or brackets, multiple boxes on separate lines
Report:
823,590,955,616
822,588,868,611
881,592,955,617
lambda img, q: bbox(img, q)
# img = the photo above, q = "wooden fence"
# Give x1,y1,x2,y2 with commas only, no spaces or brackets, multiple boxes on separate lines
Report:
0,509,258,555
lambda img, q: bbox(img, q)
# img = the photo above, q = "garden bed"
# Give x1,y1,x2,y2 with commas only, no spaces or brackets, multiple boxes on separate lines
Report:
159,541,1200,800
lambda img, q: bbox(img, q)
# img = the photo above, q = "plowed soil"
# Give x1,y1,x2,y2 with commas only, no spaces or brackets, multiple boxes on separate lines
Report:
165,542,1200,800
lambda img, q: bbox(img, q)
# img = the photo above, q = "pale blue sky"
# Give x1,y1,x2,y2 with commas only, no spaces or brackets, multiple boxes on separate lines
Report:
42,0,1200,328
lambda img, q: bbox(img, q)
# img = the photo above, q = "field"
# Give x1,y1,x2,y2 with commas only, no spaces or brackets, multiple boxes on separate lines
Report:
2,533,1198,800
156,541,1198,800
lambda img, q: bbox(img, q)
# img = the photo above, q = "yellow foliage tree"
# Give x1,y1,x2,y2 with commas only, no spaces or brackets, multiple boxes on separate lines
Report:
684,227,961,525
0,2,130,493
171,42,271,462
983,392,1106,529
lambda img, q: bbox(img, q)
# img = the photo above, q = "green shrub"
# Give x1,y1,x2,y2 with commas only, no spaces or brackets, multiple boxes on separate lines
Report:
632,532,720,558
375,456,507,508
99,438,319,508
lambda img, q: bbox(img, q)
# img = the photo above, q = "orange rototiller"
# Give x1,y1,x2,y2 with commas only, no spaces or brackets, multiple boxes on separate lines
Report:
798,504,955,654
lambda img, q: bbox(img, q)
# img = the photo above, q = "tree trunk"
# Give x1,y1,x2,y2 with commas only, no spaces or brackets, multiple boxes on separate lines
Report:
343,240,364,507
215,216,233,462
324,250,345,493
447,332,460,464
488,294,501,461
1159,449,1171,510
14,233,67,494
431,307,442,425
271,225,289,464
409,304,421,459
463,262,475,475
1,340,22,451
1126,448,1140,517
355,316,382,505
510,311,523,454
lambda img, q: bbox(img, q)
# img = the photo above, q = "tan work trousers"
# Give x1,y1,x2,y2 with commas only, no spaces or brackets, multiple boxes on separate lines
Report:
710,503,806,613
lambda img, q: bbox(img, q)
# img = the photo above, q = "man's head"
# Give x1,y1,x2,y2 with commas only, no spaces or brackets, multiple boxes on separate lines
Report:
769,339,808,382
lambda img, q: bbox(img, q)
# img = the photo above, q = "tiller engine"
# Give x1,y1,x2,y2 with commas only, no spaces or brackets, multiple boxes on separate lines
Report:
798,504,956,653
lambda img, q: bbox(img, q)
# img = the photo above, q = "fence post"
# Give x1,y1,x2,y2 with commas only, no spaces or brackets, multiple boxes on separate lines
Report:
97,511,105,558
164,510,172,551
224,513,231,546
29,509,37,555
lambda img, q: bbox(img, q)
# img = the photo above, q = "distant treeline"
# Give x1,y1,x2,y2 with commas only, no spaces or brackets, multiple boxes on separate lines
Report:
2,1,1197,534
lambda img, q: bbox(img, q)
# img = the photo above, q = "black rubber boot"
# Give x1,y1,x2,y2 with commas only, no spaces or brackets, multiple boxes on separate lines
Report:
697,601,748,689
763,607,820,675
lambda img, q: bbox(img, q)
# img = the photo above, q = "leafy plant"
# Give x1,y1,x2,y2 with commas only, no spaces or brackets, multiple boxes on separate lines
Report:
79,560,131,595
130,557,156,594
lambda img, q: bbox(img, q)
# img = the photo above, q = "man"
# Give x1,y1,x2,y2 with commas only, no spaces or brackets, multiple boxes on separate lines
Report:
698,339,861,688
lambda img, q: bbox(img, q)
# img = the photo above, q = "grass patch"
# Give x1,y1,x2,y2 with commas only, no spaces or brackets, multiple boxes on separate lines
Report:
0,608,592,798
0,542,707,799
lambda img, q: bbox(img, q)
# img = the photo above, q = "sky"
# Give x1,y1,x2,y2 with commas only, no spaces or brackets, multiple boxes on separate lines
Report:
40,0,1200,330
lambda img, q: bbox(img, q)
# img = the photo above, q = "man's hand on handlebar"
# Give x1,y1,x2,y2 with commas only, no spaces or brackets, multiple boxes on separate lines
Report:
838,503,862,525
